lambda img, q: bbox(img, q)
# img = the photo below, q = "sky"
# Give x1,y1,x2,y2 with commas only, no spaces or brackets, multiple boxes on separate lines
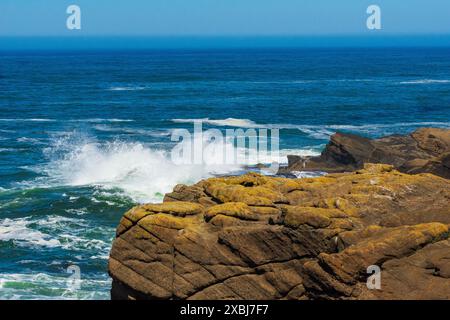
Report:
0,0,449,36
0,0,449,49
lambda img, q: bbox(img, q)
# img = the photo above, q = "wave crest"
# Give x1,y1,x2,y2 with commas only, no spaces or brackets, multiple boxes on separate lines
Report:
172,118,257,128
37,133,243,203
399,79,450,84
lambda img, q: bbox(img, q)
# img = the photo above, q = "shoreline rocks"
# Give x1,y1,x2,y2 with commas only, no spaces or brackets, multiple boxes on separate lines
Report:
283,128,450,179
108,163,450,300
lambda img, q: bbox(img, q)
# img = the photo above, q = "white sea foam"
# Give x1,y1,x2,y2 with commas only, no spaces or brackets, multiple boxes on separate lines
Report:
35,215,88,228
107,86,147,91
64,208,88,216
0,214,113,255
38,133,242,203
232,79,376,85
0,118,55,122
243,148,321,165
172,118,258,128
93,124,171,137
0,272,111,300
0,217,61,248
279,148,322,158
25,131,319,203
69,118,135,123
399,79,450,84
295,128,335,140
0,118,134,123
17,137,45,145
291,171,327,178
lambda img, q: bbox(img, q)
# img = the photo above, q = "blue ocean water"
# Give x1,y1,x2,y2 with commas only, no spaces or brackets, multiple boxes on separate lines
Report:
0,47,450,299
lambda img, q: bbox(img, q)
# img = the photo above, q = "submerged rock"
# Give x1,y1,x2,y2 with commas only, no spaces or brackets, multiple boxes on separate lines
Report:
108,164,450,300
284,128,450,179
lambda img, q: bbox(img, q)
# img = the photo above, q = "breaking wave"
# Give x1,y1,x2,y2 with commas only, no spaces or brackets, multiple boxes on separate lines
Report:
0,215,114,251
107,86,148,91
0,217,61,248
21,131,317,203
172,117,258,128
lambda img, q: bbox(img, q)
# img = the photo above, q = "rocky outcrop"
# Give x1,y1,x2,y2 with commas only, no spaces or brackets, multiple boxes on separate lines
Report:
285,128,450,179
108,164,450,300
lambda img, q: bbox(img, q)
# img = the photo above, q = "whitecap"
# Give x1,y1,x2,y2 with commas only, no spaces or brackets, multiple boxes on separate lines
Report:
399,79,450,84
172,118,258,128
107,86,147,91
89,254,110,260
0,148,15,152
235,79,376,85
69,118,135,123
37,134,243,203
0,118,55,122
23,130,292,202
0,217,61,248
291,171,327,178
93,124,171,137
17,137,44,144
65,208,88,216
0,214,115,261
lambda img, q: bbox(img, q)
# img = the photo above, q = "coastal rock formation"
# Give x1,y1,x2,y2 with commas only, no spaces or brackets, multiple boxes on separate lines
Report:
285,128,450,179
108,164,450,300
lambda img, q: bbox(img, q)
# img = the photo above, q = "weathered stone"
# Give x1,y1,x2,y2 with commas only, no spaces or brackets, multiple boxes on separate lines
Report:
109,164,450,300
285,128,450,179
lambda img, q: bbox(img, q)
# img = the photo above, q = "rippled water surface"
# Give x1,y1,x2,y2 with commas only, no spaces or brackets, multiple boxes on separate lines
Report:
0,48,449,299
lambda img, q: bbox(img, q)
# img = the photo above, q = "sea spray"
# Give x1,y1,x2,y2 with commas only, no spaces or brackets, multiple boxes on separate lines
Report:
37,131,243,203
33,128,320,203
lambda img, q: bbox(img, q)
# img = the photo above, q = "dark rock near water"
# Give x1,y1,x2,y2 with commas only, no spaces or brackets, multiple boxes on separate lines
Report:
284,128,450,179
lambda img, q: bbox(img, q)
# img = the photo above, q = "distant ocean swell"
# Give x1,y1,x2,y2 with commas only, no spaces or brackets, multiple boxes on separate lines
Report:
103,78,450,89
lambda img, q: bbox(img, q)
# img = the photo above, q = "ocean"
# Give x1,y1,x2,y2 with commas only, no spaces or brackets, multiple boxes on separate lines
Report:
0,47,450,299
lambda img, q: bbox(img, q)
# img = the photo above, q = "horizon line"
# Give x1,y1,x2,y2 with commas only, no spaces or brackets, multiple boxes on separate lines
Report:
2,34,450,51
2,33,450,38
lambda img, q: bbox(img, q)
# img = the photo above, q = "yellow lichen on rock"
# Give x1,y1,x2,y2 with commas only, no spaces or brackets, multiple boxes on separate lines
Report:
359,163,394,174
138,213,201,231
109,163,450,300
205,202,258,221
205,181,287,206
284,206,347,229
317,222,449,284
140,202,204,217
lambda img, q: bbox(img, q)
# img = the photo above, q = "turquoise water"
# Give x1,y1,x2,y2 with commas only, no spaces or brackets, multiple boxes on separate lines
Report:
0,48,450,299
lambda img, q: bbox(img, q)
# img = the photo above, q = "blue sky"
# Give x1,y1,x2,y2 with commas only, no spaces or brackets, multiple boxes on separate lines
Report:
0,0,449,36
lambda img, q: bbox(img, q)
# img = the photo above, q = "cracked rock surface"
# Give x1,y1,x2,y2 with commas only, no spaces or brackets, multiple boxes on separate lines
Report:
109,163,450,300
